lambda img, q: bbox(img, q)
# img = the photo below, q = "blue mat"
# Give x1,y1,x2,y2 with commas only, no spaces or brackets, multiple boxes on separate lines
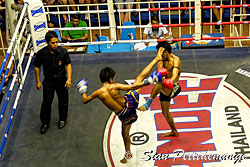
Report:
181,33,224,49
87,42,179,53
87,43,133,53
87,34,180,53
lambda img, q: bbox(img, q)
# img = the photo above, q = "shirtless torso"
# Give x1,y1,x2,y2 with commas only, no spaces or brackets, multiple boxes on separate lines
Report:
82,81,145,114
158,54,181,95
95,83,125,113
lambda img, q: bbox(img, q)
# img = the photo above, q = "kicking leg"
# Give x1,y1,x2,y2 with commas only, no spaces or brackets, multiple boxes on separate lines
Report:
133,47,165,94
138,80,172,111
137,83,163,111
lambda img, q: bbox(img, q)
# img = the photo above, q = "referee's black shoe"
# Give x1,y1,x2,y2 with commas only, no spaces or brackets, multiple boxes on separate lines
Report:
58,120,66,129
40,124,49,134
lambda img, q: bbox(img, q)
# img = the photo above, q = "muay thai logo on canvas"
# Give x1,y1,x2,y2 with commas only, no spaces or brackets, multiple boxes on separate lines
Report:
103,73,250,167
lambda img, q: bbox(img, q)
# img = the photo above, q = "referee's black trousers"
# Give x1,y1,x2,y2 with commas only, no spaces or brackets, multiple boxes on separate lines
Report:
40,81,68,125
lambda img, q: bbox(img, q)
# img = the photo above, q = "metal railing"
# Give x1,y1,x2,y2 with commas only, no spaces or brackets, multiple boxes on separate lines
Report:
1,0,249,56
42,0,250,43
0,0,250,55
44,2,108,42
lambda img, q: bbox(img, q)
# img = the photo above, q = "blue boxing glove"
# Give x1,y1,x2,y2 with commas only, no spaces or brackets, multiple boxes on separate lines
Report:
144,71,163,85
76,78,88,95
152,71,163,82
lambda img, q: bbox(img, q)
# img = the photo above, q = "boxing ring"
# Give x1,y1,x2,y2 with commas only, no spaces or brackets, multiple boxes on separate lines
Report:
1,47,250,167
0,0,250,166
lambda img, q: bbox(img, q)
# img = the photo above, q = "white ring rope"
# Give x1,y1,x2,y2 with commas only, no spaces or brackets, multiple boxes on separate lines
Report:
0,17,28,87
0,50,35,157
46,10,109,15
48,25,167,31
0,34,31,122
58,35,250,47
46,8,149,15
0,3,28,93
5,3,28,56
48,27,110,31
13,17,29,80
58,39,164,47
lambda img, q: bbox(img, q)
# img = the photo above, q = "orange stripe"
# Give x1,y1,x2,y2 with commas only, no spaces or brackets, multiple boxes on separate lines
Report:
131,92,139,103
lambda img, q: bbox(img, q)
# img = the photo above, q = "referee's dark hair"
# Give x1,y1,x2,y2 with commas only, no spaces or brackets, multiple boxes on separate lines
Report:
45,31,58,43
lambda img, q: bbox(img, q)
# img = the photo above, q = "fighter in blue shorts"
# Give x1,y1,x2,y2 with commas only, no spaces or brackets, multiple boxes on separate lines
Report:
76,47,166,163
117,90,139,125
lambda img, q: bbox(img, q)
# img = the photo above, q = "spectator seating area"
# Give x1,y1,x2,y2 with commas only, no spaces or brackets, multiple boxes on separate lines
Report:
46,0,249,27
1,1,249,30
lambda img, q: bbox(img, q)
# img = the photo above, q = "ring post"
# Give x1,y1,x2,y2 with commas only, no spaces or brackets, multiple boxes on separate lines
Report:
194,0,201,41
5,0,16,42
0,3,28,93
107,0,117,42
24,0,48,53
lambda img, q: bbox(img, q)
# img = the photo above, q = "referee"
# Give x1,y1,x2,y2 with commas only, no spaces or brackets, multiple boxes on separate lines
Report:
34,31,72,134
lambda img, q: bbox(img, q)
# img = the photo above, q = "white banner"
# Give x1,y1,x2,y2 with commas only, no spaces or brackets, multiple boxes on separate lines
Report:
25,0,48,53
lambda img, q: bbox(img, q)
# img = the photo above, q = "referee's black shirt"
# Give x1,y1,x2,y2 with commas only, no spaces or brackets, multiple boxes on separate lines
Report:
33,46,71,82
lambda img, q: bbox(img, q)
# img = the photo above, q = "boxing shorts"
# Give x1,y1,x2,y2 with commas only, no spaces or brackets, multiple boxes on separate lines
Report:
116,90,139,125
160,82,181,102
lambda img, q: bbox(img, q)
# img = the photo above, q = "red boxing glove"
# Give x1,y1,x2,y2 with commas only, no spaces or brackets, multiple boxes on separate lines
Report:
163,79,174,90
157,68,168,77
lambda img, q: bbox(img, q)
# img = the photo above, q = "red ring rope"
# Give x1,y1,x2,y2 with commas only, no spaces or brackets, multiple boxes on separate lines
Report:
157,36,250,42
151,21,250,28
148,4,250,11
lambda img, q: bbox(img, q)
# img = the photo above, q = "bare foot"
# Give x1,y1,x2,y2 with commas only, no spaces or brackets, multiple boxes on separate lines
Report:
137,105,146,111
162,131,179,137
120,151,132,164
120,157,127,164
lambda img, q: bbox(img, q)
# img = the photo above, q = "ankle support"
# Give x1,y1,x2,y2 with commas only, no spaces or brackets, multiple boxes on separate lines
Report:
143,97,154,110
